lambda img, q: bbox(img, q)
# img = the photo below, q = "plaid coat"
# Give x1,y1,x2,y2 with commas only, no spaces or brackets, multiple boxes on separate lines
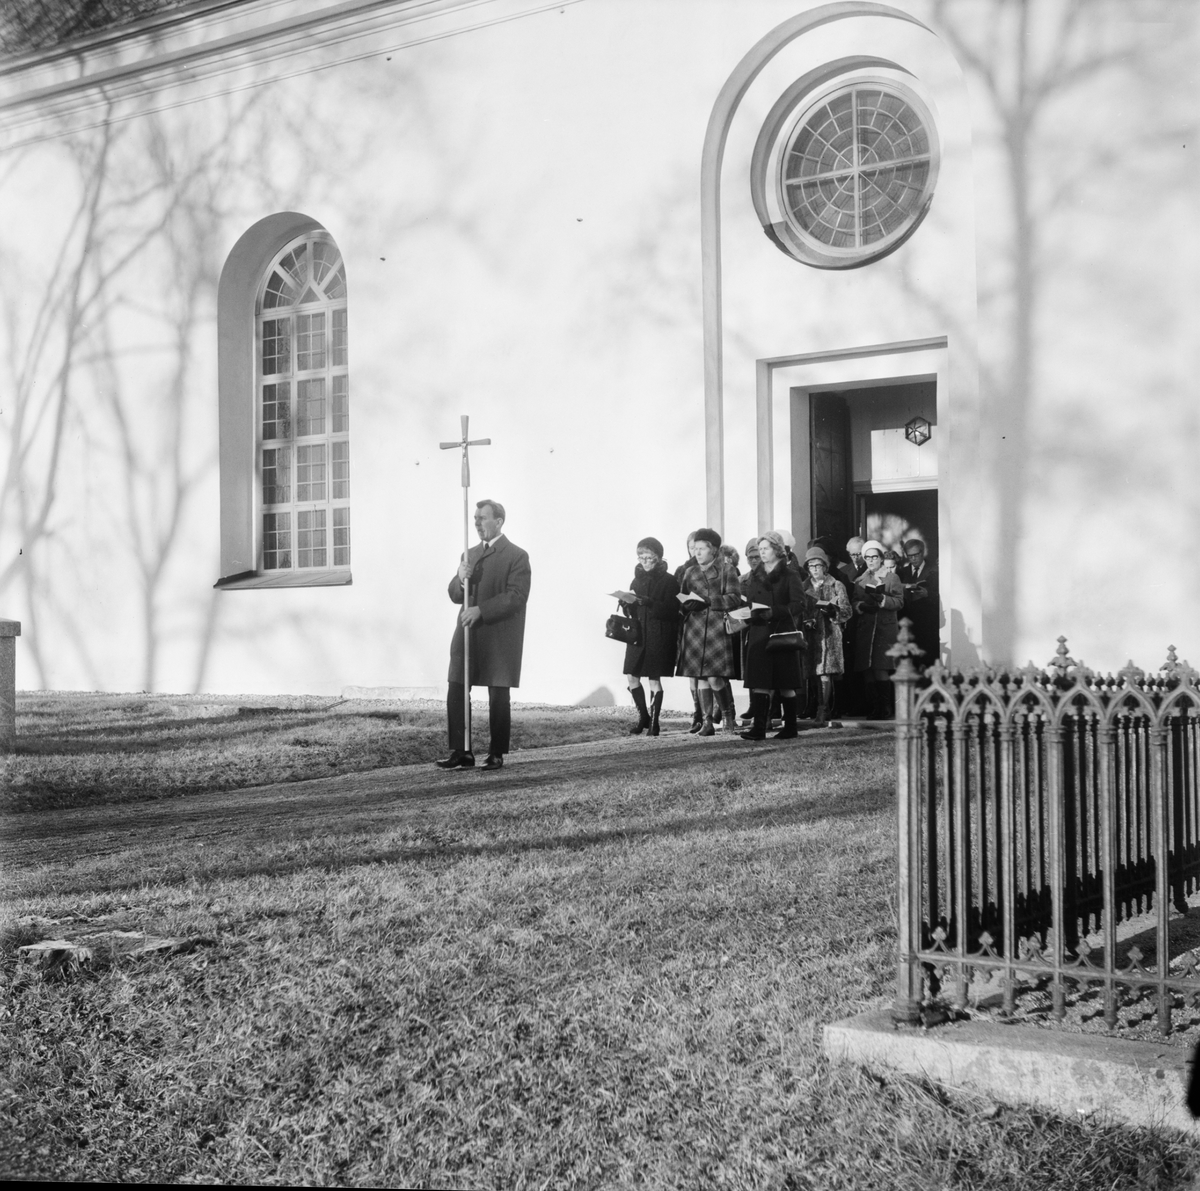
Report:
675,560,743,678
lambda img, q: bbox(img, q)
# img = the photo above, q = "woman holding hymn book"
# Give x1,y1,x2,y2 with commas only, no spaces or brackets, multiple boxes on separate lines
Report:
611,537,680,736
736,531,814,740
674,529,742,736
801,546,852,724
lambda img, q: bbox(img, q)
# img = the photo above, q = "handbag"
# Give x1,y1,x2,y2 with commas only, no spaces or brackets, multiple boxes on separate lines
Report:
765,610,804,652
765,630,805,652
605,606,641,646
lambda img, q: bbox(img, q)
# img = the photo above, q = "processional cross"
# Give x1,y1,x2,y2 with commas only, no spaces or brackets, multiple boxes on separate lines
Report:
440,415,491,756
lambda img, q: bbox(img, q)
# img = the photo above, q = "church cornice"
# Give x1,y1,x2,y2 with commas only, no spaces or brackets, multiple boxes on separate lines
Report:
0,0,578,148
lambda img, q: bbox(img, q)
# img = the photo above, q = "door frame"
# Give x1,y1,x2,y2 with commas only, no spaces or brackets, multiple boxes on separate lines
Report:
753,337,960,663
754,337,947,536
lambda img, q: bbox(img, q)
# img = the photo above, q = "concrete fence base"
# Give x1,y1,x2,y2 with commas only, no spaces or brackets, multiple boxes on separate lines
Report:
825,1009,1198,1134
0,619,18,752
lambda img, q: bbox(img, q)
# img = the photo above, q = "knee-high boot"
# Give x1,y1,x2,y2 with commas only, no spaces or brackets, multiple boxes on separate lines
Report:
773,695,799,739
697,687,716,737
816,676,833,724
688,687,704,734
628,685,650,734
716,684,738,734
648,690,663,737
739,692,769,740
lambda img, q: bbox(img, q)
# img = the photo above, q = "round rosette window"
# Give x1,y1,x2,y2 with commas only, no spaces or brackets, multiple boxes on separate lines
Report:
754,79,939,268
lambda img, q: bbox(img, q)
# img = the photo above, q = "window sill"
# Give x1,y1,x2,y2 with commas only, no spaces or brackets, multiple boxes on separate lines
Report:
214,569,352,590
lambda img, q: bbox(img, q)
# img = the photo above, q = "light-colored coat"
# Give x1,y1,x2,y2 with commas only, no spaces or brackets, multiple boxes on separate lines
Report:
852,570,905,673
804,575,852,676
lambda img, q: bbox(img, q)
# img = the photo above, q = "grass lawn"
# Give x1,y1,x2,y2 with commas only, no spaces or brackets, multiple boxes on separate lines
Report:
0,692,644,812
2,695,1199,1187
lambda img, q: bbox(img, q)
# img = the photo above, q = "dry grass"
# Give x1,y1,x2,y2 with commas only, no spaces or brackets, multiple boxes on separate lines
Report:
1,692,645,812
2,697,1199,1187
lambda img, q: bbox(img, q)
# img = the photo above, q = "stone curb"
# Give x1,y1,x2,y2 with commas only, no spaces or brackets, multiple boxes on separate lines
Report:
824,1009,1198,1133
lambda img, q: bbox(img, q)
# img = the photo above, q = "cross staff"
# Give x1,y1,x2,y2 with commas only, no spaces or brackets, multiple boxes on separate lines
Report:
440,415,491,757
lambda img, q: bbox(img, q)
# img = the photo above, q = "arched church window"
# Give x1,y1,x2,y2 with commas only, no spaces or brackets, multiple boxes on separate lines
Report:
256,234,350,575
753,78,939,269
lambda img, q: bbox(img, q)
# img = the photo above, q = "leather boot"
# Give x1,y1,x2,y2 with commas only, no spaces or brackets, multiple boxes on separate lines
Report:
688,687,704,734
716,684,738,734
867,680,889,721
648,690,663,737
815,677,832,724
773,695,799,739
739,692,768,740
628,685,651,734
879,678,895,721
697,687,716,736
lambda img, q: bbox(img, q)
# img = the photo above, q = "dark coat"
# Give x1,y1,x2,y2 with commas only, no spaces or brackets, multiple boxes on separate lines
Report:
675,559,742,678
898,557,940,666
742,563,814,691
447,535,531,687
852,569,905,672
620,562,680,679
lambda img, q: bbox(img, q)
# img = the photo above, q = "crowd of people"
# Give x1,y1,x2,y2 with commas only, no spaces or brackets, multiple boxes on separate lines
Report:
615,528,939,739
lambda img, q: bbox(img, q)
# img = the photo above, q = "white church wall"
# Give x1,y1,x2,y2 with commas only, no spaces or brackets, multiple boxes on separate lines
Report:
1,0,1197,705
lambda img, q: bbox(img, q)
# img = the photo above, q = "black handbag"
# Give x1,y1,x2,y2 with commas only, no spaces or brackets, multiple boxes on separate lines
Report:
606,607,641,646
765,611,804,652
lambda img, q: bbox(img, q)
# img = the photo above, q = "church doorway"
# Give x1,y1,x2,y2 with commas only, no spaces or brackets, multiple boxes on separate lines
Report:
807,379,938,558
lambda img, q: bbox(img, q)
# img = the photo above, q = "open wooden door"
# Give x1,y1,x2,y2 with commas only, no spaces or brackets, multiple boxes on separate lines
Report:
809,391,852,546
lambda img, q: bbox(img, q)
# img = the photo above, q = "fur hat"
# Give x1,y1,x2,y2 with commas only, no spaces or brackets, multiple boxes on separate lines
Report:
692,527,722,549
757,530,788,557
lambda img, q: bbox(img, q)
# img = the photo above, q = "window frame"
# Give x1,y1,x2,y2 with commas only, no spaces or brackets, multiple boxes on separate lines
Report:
252,231,351,584
751,73,940,270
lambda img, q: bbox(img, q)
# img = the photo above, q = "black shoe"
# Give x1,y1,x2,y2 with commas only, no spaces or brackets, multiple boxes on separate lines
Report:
435,751,475,769
480,754,504,771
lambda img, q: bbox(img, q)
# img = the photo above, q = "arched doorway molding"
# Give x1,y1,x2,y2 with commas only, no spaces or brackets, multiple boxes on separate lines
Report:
700,2,932,531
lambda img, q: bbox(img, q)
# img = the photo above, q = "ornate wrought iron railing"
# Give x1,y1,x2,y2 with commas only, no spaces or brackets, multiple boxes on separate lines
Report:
891,624,1200,1035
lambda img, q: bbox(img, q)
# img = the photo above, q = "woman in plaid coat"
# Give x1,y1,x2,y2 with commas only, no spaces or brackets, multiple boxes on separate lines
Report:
676,528,743,736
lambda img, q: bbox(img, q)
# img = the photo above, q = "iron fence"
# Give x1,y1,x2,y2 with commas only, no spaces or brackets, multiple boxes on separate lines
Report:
891,624,1200,1035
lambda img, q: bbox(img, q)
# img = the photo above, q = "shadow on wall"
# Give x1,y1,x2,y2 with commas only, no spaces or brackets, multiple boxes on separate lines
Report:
949,608,981,670
576,685,616,708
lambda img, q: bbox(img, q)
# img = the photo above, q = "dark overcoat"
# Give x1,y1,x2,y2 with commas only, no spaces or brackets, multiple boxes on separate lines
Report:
620,562,680,679
852,570,905,672
675,560,742,678
742,563,814,691
447,535,531,687
898,558,941,666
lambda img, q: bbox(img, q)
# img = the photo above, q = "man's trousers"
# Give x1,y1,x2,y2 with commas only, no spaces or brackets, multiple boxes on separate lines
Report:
447,682,511,756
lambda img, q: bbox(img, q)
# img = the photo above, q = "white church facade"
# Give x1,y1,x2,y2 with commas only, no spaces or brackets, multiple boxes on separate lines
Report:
0,0,1196,705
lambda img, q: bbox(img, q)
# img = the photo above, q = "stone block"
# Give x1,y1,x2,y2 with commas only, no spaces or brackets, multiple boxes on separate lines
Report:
824,1009,1197,1133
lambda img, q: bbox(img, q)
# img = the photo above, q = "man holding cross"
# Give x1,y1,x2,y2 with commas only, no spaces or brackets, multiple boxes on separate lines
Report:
436,499,532,771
